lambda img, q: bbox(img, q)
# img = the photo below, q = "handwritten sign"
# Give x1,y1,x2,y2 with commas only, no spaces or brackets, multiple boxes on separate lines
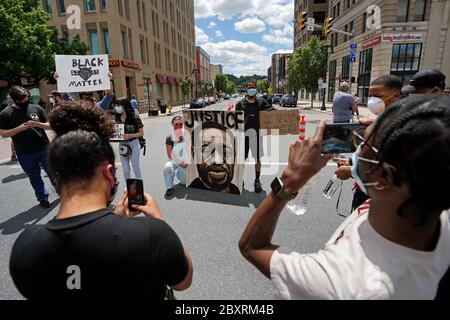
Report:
260,110,300,135
55,54,111,93
110,124,125,142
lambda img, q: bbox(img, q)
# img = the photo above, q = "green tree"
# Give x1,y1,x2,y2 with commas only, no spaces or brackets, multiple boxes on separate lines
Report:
224,80,236,95
181,76,192,105
288,36,328,108
256,79,270,93
0,0,90,88
214,74,228,95
200,81,213,96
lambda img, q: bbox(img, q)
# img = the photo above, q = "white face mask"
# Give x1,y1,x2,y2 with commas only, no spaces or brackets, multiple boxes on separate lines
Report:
367,96,385,115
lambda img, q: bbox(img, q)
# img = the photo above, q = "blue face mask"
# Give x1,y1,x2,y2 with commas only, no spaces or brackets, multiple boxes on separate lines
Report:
115,106,123,114
247,88,257,97
351,146,379,195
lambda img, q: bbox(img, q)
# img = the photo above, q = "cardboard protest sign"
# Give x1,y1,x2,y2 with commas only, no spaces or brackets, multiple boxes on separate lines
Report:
110,124,125,142
260,109,300,135
55,55,111,93
183,110,245,194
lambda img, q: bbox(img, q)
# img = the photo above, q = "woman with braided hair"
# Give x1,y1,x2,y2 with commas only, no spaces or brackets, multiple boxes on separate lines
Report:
240,95,450,299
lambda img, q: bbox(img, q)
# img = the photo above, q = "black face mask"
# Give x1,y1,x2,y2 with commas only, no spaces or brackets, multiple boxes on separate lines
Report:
15,100,29,109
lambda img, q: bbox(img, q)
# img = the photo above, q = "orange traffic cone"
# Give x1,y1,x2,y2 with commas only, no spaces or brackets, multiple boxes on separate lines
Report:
299,115,306,140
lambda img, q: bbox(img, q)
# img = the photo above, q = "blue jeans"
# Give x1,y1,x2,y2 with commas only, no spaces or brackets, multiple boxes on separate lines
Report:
120,139,142,181
164,161,186,189
17,149,56,201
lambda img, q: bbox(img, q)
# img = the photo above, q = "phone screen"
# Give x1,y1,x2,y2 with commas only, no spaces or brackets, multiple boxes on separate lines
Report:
321,123,366,154
127,179,145,210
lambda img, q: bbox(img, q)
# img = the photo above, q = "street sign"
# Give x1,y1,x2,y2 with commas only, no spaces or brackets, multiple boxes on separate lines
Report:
350,51,357,58
350,56,357,63
307,18,315,31
350,43,357,49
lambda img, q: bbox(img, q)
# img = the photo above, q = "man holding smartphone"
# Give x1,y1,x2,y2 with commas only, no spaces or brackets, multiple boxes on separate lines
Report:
0,86,57,208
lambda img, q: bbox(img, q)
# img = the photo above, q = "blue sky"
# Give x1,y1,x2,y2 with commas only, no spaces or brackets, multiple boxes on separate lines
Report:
194,0,294,76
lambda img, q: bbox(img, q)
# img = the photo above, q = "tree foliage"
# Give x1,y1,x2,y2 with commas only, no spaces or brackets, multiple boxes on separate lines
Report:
226,74,267,88
200,81,213,96
288,36,328,105
214,73,228,94
257,79,270,93
224,81,236,95
181,76,191,101
0,0,89,86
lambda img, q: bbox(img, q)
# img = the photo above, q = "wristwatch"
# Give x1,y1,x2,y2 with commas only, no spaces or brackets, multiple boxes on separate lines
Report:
271,177,298,201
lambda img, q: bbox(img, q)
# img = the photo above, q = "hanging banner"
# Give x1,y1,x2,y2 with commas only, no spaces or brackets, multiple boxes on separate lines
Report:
55,54,111,93
183,110,245,194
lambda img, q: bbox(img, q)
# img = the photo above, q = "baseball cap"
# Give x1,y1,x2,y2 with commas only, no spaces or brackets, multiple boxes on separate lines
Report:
402,69,446,95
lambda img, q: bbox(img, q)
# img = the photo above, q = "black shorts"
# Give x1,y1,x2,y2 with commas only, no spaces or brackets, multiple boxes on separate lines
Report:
245,135,264,160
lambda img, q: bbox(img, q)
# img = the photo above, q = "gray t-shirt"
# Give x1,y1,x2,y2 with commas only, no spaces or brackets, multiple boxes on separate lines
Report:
332,91,354,123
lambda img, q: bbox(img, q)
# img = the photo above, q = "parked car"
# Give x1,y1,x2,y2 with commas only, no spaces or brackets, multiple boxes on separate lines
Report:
208,96,216,104
280,95,298,108
272,94,283,104
190,98,207,109
224,94,230,100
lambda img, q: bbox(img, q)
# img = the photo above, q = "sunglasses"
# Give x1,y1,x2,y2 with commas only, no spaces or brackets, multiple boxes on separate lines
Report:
173,123,183,127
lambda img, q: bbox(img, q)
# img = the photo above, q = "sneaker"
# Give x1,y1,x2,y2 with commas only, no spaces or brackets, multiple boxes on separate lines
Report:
165,188,175,197
39,199,50,209
254,179,262,193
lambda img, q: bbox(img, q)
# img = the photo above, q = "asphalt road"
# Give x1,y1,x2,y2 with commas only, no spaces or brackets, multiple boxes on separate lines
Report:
0,97,354,300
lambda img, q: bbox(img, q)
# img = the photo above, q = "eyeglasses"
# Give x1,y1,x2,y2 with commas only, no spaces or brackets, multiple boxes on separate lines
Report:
352,127,378,154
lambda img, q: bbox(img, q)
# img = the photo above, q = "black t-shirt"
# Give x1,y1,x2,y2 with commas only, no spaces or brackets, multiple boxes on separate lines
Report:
0,105,49,155
9,209,189,300
165,134,175,147
117,113,144,141
235,98,270,131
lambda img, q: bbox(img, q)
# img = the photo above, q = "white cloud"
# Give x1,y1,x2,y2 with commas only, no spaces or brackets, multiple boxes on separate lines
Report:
215,30,224,38
208,22,217,29
234,18,266,34
195,26,210,44
200,40,270,76
263,24,294,46
194,0,294,27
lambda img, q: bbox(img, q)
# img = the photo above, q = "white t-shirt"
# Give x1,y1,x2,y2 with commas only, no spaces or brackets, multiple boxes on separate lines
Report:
270,202,450,300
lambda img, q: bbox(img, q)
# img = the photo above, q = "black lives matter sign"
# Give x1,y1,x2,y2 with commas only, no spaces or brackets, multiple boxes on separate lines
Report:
55,54,111,93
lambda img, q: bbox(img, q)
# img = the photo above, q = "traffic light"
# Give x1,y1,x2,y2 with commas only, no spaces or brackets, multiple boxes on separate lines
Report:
298,11,307,32
323,17,333,37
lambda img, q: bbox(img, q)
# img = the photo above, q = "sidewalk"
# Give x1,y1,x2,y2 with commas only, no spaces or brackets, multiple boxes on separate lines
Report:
138,104,187,121
297,99,373,119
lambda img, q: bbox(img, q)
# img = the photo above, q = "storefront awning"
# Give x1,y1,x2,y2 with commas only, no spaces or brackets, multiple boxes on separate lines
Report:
166,76,175,85
156,74,167,84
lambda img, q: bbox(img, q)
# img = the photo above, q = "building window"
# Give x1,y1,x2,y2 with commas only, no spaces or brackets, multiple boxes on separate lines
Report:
337,2,340,16
357,48,373,104
103,29,111,55
328,60,337,102
140,38,145,64
137,0,142,28
43,0,52,14
390,43,422,84
88,30,100,54
349,21,354,36
124,0,130,19
100,0,107,10
313,0,326,3
313,11,326,25
362,13,367,33
128,30,133,60
57,0,66,14
142,3,147,31
85,0,96,12
342,56,350,79
121,31,127,58
118,0,123,16
396,0,410,22
413,0,426,21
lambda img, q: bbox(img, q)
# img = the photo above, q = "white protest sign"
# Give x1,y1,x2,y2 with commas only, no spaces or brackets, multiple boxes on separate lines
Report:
55,55,110,93
110,124,125,142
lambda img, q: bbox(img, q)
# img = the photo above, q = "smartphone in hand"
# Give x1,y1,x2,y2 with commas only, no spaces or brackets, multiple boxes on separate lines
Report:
126,179,145,211
321,123,367,154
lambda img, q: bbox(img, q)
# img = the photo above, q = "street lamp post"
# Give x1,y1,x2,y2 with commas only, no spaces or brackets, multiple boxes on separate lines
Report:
321,44,330,111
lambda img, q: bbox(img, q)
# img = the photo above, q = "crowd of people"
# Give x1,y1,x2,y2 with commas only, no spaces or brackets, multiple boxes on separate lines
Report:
0,67,449,300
